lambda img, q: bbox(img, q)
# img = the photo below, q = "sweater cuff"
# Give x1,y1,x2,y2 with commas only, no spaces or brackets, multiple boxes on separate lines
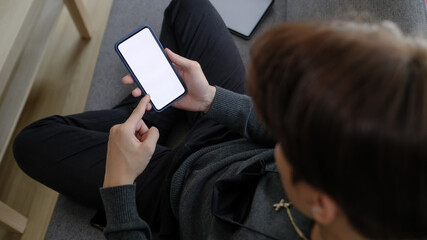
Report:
100,184,140,224
206,86,237,120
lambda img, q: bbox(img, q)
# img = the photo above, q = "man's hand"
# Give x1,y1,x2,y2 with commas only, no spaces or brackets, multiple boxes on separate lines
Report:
103,95,159,188
121,49,216,113
166,49,216,113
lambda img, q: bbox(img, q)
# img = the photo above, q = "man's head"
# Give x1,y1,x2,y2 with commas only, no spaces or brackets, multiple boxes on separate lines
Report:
248,21,427,239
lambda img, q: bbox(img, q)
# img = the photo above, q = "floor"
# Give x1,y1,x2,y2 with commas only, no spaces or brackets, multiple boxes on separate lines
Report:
0,0,112,239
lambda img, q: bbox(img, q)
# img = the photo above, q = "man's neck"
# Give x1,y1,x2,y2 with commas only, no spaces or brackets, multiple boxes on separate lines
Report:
310,222,368,240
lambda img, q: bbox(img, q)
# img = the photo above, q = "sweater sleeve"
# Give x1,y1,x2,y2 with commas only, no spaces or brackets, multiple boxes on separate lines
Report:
100,184,151,240
205,86,275,147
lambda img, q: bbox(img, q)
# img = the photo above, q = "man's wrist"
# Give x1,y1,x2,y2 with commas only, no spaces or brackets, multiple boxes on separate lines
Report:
103,173,134,188
202,86,216,114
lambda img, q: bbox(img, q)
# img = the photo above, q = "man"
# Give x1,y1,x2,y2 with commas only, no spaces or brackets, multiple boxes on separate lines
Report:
14,0,427,239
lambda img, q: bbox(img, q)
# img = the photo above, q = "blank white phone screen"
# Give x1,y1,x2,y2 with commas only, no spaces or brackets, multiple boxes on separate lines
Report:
118,28,185,110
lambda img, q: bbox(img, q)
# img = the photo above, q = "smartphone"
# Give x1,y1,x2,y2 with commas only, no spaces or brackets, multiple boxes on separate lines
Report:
115,25,186,112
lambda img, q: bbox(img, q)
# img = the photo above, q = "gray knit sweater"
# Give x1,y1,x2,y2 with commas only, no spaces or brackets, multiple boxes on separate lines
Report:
100,87,312,239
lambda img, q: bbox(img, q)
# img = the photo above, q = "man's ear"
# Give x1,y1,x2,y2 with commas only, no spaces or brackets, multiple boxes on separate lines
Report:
311,192,339,225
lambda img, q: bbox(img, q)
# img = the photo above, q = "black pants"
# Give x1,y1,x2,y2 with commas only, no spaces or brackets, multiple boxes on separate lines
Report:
13,0,245,238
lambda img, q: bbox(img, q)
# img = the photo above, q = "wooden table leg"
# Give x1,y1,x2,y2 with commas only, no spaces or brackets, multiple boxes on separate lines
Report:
0,201,28,233
64,0,93,39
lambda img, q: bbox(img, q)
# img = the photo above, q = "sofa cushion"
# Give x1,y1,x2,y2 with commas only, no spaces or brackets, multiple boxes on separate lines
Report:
286,0,427,34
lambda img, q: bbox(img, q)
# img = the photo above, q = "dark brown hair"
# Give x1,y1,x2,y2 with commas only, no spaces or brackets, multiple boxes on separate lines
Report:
248,21,427,239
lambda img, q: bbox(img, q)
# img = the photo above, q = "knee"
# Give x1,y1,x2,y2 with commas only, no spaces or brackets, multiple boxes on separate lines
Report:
13,116,60,176
165,0,210,19
13,123,39,176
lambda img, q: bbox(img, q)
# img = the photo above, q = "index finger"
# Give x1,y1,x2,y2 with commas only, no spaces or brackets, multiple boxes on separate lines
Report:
121,74,135,84
126,94,151,125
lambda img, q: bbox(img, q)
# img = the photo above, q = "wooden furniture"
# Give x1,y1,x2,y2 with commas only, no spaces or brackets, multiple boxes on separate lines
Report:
0,0,92,234
64,0,93,39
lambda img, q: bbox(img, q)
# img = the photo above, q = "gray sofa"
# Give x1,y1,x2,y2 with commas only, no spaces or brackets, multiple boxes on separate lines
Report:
44,0,427,239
